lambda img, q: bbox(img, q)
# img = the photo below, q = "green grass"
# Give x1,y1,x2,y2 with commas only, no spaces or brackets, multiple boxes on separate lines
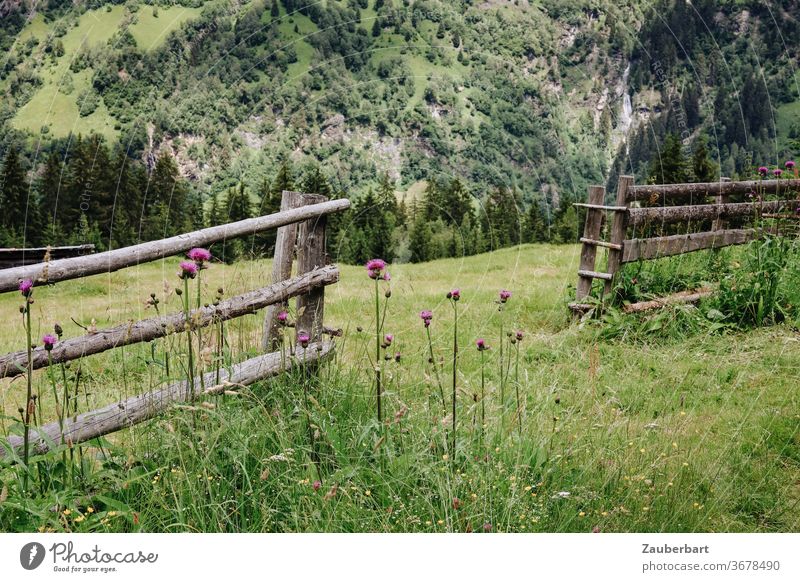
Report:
1,244,799,532
10,6,127,140
278,12,318,83
776,100,800,150
129,6,201,51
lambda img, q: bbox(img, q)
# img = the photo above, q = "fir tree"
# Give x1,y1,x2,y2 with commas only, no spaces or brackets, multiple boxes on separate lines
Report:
691,136,717,182
0,147,32,246
649,133,689,184
409,213,433,263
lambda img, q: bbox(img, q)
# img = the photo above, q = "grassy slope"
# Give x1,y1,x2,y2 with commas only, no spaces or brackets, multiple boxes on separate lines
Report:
1,244,798,532
11,6,126,139
11,5,201,140
129,6,202,51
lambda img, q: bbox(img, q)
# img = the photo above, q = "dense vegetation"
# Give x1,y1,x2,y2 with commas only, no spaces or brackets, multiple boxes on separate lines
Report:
2,0,797,262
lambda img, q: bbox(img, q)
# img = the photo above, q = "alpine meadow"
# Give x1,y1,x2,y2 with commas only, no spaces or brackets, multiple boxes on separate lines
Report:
1,0,800,538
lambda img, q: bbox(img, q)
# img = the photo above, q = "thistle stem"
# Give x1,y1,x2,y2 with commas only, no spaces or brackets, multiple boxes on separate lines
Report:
375,278,382,423
22,301,32,491
183,278,195,402
451,301,458,461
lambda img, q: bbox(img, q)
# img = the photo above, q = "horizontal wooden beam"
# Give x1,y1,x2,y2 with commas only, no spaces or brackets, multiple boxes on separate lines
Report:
627,179,800,202
580,237,623,250
628,199,800,227
0,342,334,459
572,203,628,211
578,269,613,281
0,199,350,294
0,265,339,378
622,228,763,263
762,213,800,220
622,288,713,314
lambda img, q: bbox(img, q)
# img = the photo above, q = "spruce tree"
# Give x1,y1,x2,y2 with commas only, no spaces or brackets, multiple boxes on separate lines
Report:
409,213,433,263
0,147,32,246
691,136,717,182
649,133,689,184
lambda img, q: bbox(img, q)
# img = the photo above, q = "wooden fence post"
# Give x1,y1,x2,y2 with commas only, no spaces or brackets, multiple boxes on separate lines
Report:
712,177,731,232
575,186,606,302
296,194,329,344
604,175,633,297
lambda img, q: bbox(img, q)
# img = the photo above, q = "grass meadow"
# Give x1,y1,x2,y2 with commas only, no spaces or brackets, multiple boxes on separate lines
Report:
1,243,799,533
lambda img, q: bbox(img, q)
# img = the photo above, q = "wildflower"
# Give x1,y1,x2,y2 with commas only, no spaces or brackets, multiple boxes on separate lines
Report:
187,247,212,267
384,333,394,346
394,352,401,363
476,338,489,351
499,289,512,303
452,497,461,510
515,330,524,341
366,258,388,280
447,288,461,301
313,480,322,492
758,166,768,176
297,333,310,348
42,334,57,351
179,261,198,279
86,507,94,513
786,160,796,169
19,279,33,297
54,323,63,338
419,310,433,327
277,310,289,325
774,168,783,177
482,522,492,532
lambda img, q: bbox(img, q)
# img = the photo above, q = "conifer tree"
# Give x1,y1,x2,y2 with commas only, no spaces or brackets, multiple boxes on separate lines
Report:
0,147,32,246
691,136,717,182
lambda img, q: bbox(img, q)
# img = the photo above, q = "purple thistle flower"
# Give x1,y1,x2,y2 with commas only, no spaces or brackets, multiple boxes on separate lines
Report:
786,160,796,170
179,261,198,279
42,334,57,351
447,288,461,301
758,166,769,176
499,289,512,303
297,333,310,348
483,522,492,532
187,247,212,266
384,333,394,346
366,258,387,280
476,338,489,351
394,352,401,362
515,330,524,341
419,310,433,327
313,480,322,492
19,279,33,297
277,310,289,324
774,168,783,177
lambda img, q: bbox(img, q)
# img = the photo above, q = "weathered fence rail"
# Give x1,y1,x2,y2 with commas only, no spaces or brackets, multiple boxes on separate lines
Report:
571,175,800,314
0,191,349,461
0,198,348,293
0,245,95,269
0,342,332,459
0,265,339,378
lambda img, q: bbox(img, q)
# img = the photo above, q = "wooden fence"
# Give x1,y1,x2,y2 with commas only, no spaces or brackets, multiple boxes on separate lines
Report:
0,245,95,269
0,192,349,459
570,176,800,313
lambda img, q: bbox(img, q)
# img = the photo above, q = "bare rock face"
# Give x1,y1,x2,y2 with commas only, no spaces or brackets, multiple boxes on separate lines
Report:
321,114,346,141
